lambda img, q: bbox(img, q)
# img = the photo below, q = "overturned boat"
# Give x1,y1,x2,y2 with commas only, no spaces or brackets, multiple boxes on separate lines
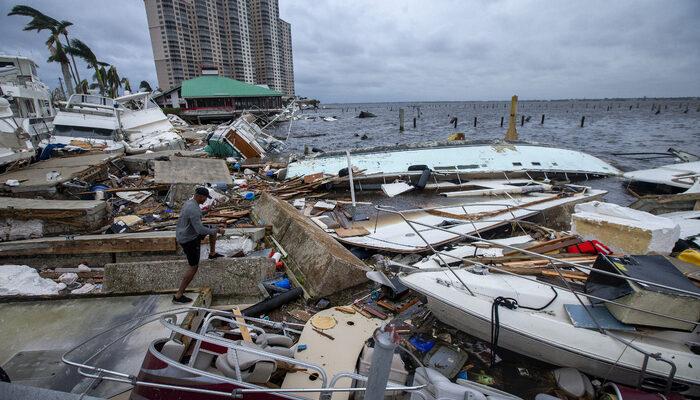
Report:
47,92,184,154
0,55,55,168
624,161,700,196
311,180,605,253
283,141,621,183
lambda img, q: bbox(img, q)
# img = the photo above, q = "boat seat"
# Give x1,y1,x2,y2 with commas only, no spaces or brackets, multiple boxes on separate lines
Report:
215,341,277,384
160,339,185,362
256,333,296,358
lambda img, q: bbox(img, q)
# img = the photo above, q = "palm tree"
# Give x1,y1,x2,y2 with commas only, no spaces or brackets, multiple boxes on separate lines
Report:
139,80,153,92
106,65,121,98
68,39,107,95
121,78,132,93
8,5,80,94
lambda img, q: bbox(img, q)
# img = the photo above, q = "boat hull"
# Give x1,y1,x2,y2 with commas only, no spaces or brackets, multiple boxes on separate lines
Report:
286,142,621,180
420,292,698,395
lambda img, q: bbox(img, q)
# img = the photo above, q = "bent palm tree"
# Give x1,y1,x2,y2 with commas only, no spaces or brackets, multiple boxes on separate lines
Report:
8,5,80,94
139,80,153,92
68,39,107,95
121,78,132,93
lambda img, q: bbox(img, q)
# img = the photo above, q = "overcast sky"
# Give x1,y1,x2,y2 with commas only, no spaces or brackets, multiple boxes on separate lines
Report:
1,0,698,102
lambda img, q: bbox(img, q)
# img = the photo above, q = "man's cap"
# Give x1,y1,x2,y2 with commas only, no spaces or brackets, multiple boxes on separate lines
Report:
195,187,211,199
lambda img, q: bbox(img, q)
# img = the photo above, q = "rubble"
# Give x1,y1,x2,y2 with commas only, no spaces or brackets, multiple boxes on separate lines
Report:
0,108,697,400
571,201,680,255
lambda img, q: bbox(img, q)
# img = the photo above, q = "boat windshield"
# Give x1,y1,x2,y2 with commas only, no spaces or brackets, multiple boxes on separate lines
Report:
53,124,116,139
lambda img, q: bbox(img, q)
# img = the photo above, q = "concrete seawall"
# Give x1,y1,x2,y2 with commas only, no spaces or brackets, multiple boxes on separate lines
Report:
103,257,275,296
252,192,368,298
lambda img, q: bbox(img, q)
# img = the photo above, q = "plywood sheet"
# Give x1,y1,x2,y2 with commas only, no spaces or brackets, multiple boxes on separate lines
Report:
281,308,381,400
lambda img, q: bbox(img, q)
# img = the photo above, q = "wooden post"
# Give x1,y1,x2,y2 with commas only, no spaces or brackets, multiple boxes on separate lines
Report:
505,95,518,141
399,108,405,132
500,116,504,127
520,115,525,126
541,114,545,124
580,116,585,127
473,116,477,127
453,117,458,129
413,117,416,128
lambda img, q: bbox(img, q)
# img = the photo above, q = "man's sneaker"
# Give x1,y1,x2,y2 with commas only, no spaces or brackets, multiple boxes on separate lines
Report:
208,252,224,259
172,295,193,304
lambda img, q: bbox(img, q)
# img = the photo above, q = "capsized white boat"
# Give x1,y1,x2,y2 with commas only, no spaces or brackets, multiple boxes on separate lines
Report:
0,98,35,168
47,92,184,154
624,161,700,195
285,141,621,181
399,268,699,395
315,180,605,253
0,55,55,168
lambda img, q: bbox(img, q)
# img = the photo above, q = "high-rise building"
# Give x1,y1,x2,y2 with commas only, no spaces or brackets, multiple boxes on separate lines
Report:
144,0,294,96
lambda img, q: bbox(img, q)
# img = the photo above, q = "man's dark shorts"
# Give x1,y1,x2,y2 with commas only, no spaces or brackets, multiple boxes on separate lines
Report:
179,235,206,267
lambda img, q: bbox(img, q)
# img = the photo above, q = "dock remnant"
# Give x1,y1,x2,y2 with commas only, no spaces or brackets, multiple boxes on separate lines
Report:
505,95,518,141
103,257,274,295
0,197,107,240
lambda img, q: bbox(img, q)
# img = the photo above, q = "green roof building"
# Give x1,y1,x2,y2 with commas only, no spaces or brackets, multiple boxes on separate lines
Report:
167,70,284,121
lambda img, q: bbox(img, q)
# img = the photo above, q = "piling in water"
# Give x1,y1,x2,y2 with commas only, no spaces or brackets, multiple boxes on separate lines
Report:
541,114,545,124
473,117,477,127
399,108,405,132
580,116,586,127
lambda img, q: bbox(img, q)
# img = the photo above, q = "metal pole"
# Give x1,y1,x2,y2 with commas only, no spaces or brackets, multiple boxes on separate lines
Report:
346,150,356,208
365,327,399,400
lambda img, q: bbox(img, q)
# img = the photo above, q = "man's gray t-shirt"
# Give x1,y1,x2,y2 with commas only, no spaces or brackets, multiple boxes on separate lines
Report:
176,199,217,244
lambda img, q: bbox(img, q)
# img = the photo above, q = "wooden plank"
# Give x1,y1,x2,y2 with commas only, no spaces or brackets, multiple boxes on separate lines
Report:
232,306,253,343
0,232,178,256
503,236,580,256
541,270,588,281
335,226,370,238
227,129,264,159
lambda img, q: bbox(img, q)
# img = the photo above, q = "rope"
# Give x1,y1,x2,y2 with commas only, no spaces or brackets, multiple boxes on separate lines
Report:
489,286,558,367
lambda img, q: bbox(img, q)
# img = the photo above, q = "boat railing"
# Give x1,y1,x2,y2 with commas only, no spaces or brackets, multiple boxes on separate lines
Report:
62,306,427,399
377,205,698,393
66,94,116,110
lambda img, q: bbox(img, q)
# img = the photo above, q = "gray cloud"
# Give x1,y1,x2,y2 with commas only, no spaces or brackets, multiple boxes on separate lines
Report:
1,0,699,102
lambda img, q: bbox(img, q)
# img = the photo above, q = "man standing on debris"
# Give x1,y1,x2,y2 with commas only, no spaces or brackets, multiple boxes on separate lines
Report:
173,187,225,303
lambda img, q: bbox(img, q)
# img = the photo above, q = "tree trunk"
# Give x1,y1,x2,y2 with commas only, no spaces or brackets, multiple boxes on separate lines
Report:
64,34,81,84
61,61,74,96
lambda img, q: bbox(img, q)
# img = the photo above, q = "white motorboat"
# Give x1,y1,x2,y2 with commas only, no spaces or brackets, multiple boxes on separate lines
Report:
284,141,621,182
393,222,700,395
48,92,184,154
0,55,55,168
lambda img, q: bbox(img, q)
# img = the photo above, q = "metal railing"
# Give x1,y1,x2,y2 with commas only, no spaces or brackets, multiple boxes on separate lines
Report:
62,306,427,399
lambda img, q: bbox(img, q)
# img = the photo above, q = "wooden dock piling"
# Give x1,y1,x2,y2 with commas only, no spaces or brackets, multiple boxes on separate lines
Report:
580,116,585,127
399,108,405,132
541,114,545,124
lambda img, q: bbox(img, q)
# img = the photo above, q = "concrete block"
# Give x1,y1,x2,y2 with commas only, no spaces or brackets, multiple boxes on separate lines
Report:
253,192,368,297
571,201,680,255
103,257,275,295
